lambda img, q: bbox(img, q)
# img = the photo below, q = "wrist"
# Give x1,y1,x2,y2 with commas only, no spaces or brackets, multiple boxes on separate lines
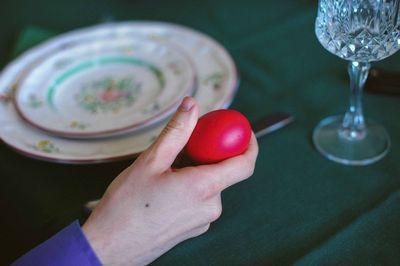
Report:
82,218,161,266
82,221,107,265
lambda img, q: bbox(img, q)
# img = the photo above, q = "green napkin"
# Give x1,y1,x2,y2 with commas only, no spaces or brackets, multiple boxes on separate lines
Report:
11,26,58,58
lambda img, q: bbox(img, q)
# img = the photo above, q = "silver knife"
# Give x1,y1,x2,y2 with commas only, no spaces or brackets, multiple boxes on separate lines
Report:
252,112,294,138
84,112,294,211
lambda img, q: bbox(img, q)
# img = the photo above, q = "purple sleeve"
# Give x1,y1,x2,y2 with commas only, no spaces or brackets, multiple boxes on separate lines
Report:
12,220,103,266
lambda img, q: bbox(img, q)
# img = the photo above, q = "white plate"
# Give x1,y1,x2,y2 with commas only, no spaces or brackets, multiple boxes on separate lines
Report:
14,37,196,138
0,21,238,164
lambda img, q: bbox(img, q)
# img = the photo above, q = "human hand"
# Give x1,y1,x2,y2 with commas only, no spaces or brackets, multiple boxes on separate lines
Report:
82,97,258,266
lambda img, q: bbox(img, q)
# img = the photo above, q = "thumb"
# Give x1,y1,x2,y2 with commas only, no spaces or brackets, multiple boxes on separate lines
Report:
142,96,199,172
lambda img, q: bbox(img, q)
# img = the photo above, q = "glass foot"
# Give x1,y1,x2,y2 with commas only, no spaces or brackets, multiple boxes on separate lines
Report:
313,115,390,166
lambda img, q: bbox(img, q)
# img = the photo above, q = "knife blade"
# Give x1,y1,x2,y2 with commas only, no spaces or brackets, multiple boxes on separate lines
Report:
252,112,294,138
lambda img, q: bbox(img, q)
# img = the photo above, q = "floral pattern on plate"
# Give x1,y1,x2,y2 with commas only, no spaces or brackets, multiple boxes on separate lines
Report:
30,140,59,153
75,76,142,114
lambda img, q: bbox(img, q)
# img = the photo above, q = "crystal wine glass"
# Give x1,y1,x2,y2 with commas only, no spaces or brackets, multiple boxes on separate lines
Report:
314,0,400,165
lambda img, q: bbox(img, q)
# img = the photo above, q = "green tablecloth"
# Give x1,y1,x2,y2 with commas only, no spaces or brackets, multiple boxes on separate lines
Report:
1,1,400,265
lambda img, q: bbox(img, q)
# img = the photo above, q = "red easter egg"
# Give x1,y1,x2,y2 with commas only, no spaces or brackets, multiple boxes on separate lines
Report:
185,109,252,164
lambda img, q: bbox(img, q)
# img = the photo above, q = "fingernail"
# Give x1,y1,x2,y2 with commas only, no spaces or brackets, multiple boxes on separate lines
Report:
179,96,195,112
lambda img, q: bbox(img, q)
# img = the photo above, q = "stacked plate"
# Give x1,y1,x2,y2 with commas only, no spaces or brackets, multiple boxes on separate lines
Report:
0,22,238,164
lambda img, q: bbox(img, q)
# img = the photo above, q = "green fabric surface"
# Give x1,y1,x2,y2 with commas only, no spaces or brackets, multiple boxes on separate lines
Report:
1,1,400,265
295,190,400,265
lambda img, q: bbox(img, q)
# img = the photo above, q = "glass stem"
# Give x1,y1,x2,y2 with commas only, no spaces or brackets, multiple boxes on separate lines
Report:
339,61,370,141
